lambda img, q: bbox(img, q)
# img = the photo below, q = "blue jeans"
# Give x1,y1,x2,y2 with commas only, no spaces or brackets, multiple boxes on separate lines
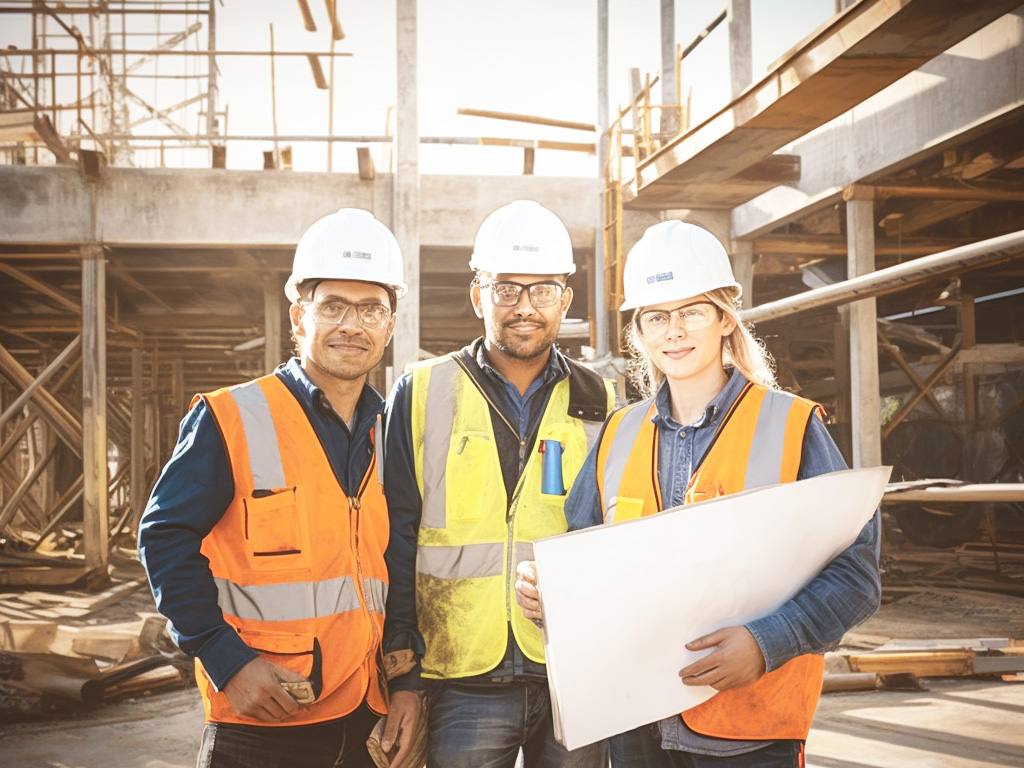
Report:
427,680,607,768
610,724,802,768
196,703,378,768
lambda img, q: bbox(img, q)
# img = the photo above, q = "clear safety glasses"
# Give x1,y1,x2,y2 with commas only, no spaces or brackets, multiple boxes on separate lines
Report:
637,301,719,336
300,299,392,329
479,280,566,308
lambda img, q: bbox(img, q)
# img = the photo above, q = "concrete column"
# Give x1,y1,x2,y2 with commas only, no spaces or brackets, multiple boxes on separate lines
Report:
264,277,282,374
846,197,881,468
81,245,108,574
393,0,421,375
731,240,754,307
728,0,753,100
594,0,610,356
130,345,145,533
660,0,678,135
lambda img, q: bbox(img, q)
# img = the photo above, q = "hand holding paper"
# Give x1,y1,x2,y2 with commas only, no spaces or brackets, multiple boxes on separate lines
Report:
679,626,766,691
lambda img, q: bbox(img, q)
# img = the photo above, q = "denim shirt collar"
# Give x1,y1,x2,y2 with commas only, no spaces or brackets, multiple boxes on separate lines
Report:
651,367,749,432
277,356,383,432
471,336,569,391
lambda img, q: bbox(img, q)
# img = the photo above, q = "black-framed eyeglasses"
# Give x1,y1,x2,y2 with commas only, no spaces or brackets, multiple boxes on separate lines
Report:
479,280,566,308
637,301,718,335
299,299,392,329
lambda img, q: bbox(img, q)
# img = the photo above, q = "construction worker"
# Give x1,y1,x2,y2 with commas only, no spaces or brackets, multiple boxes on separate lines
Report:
138,208,417,768
381,200,616,767
516,221,881,768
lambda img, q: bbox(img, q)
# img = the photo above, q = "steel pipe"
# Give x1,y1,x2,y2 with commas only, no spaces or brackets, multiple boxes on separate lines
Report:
741,229,1024,324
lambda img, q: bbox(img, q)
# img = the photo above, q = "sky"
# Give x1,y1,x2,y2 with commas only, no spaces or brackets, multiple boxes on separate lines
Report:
2,0,837,175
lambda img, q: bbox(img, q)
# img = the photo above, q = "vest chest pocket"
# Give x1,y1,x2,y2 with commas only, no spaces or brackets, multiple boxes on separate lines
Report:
243,489,309,568
445,431,501,523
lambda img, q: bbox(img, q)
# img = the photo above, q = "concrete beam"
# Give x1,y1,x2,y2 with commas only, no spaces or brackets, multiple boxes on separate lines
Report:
0,167,598,252
733,9,1024,238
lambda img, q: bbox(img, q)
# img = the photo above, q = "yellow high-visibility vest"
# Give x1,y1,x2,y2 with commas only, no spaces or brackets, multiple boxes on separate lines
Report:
410,354,614,679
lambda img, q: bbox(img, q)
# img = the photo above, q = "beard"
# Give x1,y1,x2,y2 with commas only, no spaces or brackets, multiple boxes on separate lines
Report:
489,318,559,361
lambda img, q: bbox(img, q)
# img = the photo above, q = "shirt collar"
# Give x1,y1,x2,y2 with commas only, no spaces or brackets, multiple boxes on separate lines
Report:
470,337,569,389
652,367,749,431
277,357,384,426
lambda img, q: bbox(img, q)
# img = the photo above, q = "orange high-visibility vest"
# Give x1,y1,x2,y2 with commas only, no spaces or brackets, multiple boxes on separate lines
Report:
197,374,389,726
596,381,825,741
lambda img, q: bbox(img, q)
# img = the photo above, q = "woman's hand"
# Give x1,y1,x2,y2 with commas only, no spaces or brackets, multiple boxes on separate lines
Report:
514,560,543,623
678,626,767,691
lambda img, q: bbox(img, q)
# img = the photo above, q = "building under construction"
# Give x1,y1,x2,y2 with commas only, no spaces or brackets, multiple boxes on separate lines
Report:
0,0,1022,633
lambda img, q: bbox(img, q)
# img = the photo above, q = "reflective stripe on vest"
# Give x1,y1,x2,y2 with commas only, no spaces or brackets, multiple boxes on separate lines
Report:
410,355,613,678
230,382,287,490
595,382,824,741
212,575,388,622
601,402,656,523
197,375,390,725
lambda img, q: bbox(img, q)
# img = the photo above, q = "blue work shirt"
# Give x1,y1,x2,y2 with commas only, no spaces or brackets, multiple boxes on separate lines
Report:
382,338,571,693
565,369,882,756
137,357,384,691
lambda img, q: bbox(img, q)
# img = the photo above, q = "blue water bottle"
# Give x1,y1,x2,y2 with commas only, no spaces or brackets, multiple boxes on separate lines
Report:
540,440,565,495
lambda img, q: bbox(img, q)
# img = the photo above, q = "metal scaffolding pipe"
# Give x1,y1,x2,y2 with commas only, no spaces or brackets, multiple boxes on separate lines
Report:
741,229,1024,324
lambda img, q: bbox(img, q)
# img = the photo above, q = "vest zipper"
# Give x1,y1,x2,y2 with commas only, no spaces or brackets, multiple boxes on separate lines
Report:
349,494,380,667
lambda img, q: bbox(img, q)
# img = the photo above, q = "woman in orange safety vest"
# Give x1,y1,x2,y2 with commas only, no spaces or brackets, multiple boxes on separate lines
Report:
516,220,881,768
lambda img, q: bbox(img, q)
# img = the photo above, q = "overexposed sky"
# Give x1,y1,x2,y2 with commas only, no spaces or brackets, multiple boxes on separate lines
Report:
2,0,837,174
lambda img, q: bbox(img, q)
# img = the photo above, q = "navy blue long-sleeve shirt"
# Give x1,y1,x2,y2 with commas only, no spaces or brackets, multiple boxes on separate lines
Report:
137,358,384,691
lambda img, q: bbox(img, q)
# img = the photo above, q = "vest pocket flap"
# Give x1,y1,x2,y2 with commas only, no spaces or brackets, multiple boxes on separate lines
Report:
237,628,322,698
243,489,302,557
612,496,644,523
238,627,315,656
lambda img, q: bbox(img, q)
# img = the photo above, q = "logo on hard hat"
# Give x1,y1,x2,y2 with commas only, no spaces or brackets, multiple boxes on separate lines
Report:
646,272,674,284
343,250,372,260
512,244,539,252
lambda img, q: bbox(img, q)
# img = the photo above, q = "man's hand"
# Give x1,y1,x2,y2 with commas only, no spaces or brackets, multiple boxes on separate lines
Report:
379,690,421,766
678,626,767,691
223,657,308,722
514,560,543,622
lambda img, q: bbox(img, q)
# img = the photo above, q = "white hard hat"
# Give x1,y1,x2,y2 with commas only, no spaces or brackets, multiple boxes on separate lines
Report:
285,208,407,303
620,220,741,311
469,200,576,276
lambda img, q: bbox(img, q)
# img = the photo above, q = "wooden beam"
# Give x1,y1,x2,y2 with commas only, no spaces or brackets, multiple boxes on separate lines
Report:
847,197,881,468
845,183,1024,202
81,247,109,576
324,0,344,40
295,0,316,31
129,347,146,535
0,342,83,457
306,54,328,90
264,278,282,375
477,137,595,154
881,200,985,236
457,107,596,133
356,146,376,180
752,234,971,257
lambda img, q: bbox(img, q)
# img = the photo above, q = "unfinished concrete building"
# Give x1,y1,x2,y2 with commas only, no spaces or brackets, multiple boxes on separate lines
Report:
1,0,1022,599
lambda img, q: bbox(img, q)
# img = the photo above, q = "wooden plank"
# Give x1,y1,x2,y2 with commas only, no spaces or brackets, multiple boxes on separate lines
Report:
457,108,596,133
635,0,1023,196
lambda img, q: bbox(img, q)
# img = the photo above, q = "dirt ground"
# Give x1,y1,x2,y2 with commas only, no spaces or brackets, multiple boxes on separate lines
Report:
2,560,1022,768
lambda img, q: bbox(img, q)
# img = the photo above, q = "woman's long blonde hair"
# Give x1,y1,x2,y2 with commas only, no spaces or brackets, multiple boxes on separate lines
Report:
624,287,777,399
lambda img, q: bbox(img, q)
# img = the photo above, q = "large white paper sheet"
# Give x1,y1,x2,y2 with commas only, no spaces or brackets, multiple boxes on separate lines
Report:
533,466,890,750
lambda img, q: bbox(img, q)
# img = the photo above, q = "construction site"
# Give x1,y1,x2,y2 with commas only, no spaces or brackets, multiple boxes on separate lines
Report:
0,1,1023,766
